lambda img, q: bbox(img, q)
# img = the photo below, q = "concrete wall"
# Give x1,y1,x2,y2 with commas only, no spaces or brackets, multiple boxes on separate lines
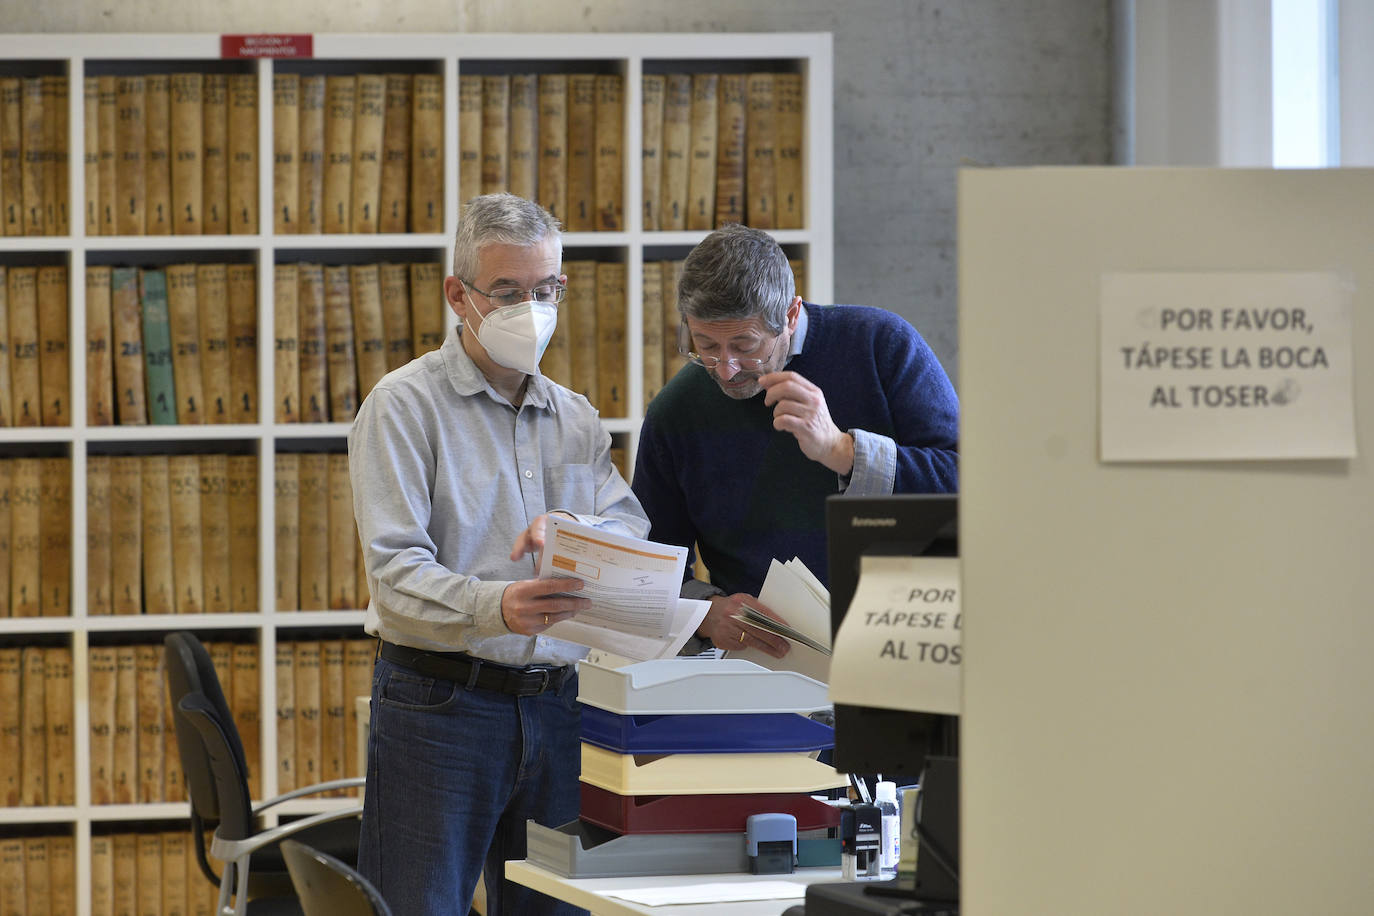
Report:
8,0,1115,383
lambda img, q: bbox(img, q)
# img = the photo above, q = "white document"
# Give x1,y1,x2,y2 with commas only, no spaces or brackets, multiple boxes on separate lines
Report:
828,554,961,715
725,557,832,684
547,598,710,662
603,880,809,906
537,515,690,638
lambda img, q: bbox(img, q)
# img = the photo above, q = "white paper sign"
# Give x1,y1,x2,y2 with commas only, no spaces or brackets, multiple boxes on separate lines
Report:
1100,271,1356,461
827,555,960,716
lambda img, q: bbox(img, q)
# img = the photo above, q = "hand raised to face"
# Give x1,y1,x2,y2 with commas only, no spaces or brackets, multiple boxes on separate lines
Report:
759,371,855,476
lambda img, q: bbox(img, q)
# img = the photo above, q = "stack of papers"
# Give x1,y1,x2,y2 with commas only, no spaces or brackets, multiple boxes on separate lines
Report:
533,522,832,676
732,605,830,655
725,557,832,684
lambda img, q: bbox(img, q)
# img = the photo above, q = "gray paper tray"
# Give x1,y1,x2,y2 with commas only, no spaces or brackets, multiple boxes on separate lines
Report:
525,819,749,878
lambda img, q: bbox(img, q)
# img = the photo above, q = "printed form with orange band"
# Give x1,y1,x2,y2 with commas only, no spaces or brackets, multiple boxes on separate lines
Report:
537,516,711,661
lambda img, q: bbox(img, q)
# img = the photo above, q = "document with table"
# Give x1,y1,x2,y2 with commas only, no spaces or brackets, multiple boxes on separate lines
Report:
537,517,710,661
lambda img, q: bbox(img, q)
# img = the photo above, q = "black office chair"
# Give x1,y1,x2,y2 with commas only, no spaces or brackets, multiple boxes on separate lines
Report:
281,840,392,916
165,632,365,916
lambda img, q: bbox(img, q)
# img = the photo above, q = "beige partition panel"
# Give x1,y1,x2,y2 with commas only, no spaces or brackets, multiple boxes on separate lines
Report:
958,168,1374,915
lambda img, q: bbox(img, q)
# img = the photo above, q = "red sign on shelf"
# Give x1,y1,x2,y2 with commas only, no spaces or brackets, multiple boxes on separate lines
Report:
221,34,314,59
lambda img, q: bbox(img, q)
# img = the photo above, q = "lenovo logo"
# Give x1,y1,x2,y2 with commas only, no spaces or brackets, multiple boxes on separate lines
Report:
851,516,897,527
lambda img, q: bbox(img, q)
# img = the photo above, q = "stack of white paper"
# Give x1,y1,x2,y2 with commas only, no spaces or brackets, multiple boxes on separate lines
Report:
724,557,832,684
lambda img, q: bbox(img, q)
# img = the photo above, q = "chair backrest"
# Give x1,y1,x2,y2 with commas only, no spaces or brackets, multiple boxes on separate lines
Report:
177,690,257,842
281,840,391,916
165,631,248,821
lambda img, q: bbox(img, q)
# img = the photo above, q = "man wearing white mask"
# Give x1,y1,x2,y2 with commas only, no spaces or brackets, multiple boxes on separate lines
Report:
349,192,649,915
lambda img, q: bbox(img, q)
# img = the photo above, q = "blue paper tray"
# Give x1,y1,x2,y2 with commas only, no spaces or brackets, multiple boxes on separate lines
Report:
581,706,834,754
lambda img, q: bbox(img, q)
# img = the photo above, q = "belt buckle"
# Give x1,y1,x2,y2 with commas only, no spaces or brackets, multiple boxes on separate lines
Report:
530,667,552,694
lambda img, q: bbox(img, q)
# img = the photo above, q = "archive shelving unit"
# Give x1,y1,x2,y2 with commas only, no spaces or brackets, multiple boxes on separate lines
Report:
0,31,833,912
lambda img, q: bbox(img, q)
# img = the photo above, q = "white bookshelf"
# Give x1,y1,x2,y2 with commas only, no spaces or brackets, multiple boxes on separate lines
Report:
0,31,833,913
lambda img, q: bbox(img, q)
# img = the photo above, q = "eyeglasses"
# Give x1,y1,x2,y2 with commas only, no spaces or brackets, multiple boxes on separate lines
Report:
677,323,783,371
462,280,567,308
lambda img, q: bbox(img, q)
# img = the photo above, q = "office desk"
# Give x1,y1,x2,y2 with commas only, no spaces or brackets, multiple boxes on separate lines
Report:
506,860,843,915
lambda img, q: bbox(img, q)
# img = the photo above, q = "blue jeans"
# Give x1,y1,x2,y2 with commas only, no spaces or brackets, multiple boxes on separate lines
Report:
358,655,587,916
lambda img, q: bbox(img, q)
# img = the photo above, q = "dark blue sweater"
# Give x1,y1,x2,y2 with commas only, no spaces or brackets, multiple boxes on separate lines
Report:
632,304,959,597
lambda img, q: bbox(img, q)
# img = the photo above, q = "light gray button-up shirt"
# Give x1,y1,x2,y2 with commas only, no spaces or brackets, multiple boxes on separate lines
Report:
349,330,649,666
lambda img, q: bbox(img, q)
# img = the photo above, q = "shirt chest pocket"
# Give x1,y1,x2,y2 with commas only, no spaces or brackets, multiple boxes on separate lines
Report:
543,463,596,514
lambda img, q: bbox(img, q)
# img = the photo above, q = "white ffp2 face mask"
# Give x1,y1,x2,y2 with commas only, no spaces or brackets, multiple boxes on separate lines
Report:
468,299,559,375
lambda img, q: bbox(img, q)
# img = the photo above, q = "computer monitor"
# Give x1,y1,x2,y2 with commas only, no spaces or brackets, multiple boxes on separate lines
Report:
825,493,958,776
824,492,960,908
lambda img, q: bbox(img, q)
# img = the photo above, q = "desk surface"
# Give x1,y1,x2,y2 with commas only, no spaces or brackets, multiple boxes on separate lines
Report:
506,859,844,916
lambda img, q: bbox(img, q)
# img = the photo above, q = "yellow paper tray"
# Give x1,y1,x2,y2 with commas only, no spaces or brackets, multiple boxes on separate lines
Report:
580,743,849,796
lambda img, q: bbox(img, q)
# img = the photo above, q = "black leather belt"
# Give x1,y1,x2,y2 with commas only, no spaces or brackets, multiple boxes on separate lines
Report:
379,641,573,697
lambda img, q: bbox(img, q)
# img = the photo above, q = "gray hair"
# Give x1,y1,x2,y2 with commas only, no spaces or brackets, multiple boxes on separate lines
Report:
452,193,562,281
676,224,794,334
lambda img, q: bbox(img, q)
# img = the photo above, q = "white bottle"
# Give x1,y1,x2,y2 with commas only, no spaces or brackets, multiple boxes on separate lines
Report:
875,780,900,877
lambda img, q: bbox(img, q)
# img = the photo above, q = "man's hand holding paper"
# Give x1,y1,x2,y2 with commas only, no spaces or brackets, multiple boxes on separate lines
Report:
499,576,589,636
724,557,832,684
699,593,792,658
499,512,591,635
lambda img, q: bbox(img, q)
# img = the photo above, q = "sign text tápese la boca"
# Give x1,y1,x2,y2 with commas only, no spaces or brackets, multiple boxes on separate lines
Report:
1099,271,1355,462
827,555,961,716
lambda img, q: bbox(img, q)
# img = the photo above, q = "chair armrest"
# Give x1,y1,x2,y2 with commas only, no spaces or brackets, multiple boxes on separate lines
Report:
254,777,367,814
209,803,364,865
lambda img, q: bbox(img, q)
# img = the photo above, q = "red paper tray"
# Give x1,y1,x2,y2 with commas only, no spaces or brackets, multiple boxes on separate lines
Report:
579,782,843,835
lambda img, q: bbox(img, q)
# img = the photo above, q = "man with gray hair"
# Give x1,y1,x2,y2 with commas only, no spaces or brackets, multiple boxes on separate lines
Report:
632,224,958,655
350,192,647,914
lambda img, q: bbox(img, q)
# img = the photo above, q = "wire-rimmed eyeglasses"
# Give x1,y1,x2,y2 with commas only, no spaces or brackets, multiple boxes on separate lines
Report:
677,323,783,371
462,280,567,308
